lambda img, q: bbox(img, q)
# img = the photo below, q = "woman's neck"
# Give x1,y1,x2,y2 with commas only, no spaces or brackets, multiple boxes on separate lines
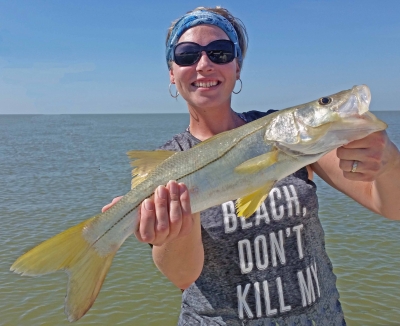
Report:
187,105,246,141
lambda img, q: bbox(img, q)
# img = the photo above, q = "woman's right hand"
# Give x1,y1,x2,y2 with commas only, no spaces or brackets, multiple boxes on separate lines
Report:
134,180,194,246
102,181,194,247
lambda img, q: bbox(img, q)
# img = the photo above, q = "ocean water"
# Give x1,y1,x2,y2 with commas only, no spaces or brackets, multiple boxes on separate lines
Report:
0,112,399,325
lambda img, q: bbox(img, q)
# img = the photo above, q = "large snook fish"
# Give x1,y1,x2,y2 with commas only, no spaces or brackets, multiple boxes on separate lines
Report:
11,85,387,322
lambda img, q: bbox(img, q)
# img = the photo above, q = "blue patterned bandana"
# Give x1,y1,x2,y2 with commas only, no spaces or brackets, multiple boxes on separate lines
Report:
166,10,242,69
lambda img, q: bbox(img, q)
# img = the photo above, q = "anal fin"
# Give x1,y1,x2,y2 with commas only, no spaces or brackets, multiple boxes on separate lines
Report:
236,181,275,218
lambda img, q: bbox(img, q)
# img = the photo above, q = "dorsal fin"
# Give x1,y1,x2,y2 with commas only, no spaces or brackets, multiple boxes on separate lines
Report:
126,150,176,189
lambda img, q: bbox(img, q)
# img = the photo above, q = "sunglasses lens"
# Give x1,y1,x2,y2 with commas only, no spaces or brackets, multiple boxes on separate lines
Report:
174,43,201,66
206,40,235,64
174,40,236,66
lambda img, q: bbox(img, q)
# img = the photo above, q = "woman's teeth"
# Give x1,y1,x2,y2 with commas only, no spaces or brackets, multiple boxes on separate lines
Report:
193,81,219,88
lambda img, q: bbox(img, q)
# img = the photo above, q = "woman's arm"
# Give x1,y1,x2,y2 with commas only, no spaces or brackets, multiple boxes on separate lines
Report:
137,181,204,289
311,131,400,220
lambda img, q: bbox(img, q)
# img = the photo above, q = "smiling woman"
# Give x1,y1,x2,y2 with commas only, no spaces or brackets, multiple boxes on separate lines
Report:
128,6,400,326
168,24,240,130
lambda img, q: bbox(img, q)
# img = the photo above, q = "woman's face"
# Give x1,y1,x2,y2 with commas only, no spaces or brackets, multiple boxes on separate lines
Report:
169,25,240,111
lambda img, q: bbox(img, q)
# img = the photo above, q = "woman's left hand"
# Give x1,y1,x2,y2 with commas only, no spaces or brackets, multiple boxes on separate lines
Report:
336,130,396,182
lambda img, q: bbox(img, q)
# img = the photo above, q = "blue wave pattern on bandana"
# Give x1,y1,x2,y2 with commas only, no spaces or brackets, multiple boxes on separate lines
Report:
165,10,242,68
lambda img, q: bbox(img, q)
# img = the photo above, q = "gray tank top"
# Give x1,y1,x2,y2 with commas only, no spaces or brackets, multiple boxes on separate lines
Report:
160,111,345,326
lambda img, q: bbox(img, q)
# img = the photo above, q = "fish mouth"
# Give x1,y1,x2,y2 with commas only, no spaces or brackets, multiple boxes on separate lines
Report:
336,85,387,131
338,85,371,118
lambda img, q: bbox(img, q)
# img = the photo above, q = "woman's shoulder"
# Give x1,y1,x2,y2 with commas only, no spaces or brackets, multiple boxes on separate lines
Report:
159,130,200,152
241,109,277,123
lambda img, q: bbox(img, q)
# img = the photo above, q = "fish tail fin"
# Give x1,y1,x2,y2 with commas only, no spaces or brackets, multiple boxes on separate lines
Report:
10,215,117,322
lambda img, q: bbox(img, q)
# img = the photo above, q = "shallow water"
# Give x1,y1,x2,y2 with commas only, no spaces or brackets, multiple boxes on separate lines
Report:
0,112,399,325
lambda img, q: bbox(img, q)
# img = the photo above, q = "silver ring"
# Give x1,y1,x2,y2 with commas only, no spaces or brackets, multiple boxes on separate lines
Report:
351,160,358,173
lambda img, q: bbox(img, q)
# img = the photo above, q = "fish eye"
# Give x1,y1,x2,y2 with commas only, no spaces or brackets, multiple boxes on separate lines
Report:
318,97,332,105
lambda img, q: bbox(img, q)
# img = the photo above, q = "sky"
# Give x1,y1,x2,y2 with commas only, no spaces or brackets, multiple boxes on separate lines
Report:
0,0,399,114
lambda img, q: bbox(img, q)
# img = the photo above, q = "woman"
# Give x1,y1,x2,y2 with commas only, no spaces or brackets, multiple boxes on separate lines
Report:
103,7,400,325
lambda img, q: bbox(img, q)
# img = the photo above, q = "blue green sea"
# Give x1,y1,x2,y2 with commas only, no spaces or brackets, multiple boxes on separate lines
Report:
0,112,399,325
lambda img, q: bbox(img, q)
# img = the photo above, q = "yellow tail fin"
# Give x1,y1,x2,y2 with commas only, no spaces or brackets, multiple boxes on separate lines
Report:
10,215,117,322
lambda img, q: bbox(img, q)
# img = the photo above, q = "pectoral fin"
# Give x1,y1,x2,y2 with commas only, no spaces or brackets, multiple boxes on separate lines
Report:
234,149,278,174
127,150,176,188
236,181,275,218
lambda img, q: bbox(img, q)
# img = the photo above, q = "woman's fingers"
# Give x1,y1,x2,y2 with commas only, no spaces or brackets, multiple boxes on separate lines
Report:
137,198,156,243
134,181,193,246
152,185,171,245
101,196,123,213
166,181,183,240
178,183,193,237
336,131,388,181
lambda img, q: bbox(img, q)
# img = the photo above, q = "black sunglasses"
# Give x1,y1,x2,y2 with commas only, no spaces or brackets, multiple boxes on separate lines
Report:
173,39,236,66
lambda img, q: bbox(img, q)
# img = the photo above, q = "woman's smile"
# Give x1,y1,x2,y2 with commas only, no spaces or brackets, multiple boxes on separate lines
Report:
192,79,221,89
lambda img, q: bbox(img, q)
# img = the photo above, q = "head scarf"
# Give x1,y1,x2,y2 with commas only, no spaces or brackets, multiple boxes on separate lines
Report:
165,10,242,69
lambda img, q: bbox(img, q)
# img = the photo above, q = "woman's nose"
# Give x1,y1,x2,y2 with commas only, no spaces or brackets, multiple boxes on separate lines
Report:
196,51,214,71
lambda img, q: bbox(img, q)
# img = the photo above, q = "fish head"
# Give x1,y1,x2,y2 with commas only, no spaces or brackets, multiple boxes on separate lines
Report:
265,85,387,156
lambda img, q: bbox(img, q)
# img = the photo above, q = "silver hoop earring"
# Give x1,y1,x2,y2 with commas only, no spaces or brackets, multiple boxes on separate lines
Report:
169,83,179,98
232,78,242,94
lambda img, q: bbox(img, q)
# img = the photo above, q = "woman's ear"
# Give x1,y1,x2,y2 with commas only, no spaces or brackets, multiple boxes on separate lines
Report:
236,61,241,80
169,68,175,84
